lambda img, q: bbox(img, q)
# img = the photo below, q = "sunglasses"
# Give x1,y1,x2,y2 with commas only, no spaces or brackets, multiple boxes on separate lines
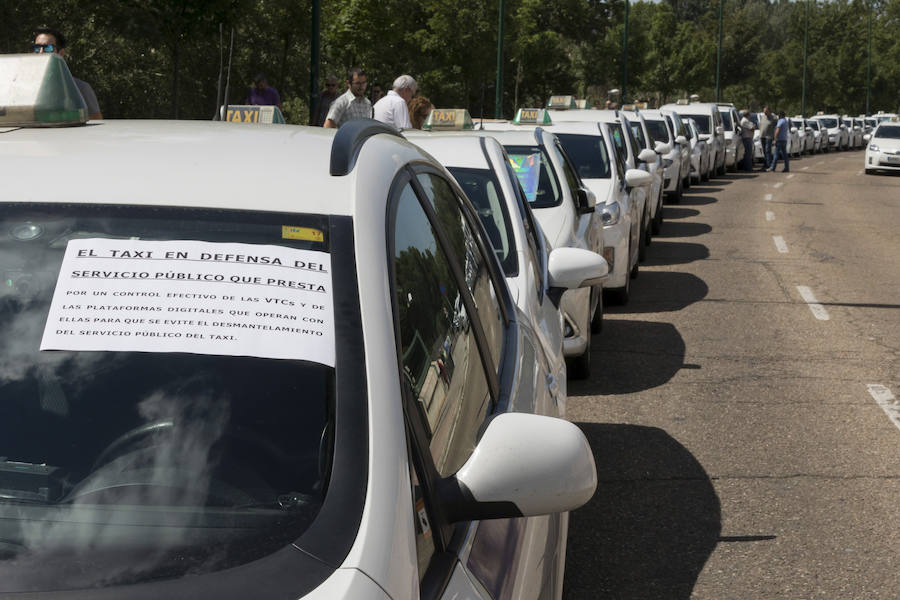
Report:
32,43,58,53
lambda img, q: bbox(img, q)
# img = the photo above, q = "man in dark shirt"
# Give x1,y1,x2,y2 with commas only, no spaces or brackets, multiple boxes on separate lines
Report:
245,73,282,110
32,27,102,120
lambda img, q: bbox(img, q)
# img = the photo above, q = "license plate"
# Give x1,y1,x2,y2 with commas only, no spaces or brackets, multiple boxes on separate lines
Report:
887,156,900,164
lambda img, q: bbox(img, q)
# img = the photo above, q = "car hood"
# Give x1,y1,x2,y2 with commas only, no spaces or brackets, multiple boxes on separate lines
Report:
872,138,900,152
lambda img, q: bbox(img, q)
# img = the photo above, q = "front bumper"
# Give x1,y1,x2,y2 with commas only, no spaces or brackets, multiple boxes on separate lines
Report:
602,220,629,290
560,286,591,357
867,151,900,170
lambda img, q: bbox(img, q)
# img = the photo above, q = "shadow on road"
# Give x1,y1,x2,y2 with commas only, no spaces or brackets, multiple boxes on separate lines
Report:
569,319,686,396
642,241,709,265
662,207,700,220
614,271,709,314
676,194,717,205
564,424,721,599
654,221,712,238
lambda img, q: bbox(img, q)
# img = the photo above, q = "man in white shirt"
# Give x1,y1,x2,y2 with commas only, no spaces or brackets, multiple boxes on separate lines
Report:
373,75,417,129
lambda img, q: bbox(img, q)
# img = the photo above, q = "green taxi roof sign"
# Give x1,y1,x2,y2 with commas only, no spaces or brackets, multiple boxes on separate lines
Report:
513,108,552,125
546,95,577,110
0,53,88,127
423,108,474,130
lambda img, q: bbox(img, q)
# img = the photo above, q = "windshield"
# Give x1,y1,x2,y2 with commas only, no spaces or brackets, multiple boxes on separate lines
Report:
505,146,562,209
720,111,733,128
684,114,711,134
874,125,900,139
645,119,670,144
447,167,518,277
554,133,612,179
0,204,338,591
792,120,803,128
819,118,838,128
809,121,820,130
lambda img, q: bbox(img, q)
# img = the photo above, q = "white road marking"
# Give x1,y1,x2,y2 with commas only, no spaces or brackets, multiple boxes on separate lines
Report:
797,285,830,320
765,211,776,221
801,166,809,170
787,174,795,179
773,235,789,253
774,182,784,189
815,162,824,167
867,384,900,432
856,170,863,176
764,193,773,201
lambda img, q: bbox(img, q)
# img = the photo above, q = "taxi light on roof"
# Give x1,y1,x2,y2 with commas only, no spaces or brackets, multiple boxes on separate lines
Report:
219,104,286,124
0,53,88,127
676,98,691,105
547,95,577,110
513,108,552,125
574,99,590,109
423,108,474,130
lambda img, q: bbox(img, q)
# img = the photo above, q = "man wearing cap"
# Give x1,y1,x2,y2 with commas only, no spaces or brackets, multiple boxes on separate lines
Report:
323,67,372,129
373,75,416,129
739,110,756,171
32,27,102,120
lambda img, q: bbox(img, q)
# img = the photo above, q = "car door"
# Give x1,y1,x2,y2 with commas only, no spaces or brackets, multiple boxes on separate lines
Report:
388,167,561,600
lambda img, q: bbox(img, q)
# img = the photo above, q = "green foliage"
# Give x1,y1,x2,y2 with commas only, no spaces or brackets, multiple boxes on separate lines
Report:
2,0,897,120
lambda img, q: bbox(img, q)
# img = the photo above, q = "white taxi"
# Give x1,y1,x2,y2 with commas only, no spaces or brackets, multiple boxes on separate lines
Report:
0,54,599,599
621,107,668,235
641,109,687,202
864,121,900,174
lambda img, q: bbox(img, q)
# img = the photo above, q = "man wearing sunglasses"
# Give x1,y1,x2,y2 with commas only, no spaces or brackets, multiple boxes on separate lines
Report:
33,27,102,120
314,75,339,127
323,67,372,129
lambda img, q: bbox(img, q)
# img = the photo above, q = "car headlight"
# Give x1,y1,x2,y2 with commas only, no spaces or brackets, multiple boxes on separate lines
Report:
868,144,879,152
601,202,621,226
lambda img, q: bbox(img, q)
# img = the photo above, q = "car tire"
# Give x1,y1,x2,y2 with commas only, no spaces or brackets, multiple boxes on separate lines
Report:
651,189,663,234
630,255,639,279
638,216,648,261
865,168,874,175
590,286,604,334
667,177,682,204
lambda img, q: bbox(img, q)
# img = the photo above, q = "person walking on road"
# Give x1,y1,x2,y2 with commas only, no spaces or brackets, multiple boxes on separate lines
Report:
758,106,776,171
32,27,102,120
373,75,416,129
769,111,790,172
739,110,756,172
323,67,372,129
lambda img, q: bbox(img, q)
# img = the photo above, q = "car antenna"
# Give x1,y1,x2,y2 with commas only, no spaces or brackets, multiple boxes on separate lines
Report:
213,23,224,120
221,27,235,121
479,82,485,130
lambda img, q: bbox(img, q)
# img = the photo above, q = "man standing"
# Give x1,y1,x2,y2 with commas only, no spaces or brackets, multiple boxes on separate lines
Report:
769,111,790,172
323,67,372,129
758,106,776,171
313,75,339,126
245,73,281,110
32,27,102,120
373,75,416,129
739,110,756,172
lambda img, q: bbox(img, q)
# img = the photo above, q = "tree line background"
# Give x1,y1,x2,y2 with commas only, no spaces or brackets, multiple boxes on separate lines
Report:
3,0,898,124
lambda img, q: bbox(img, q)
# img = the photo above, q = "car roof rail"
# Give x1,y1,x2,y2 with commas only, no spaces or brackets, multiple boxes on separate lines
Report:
330,119,402,176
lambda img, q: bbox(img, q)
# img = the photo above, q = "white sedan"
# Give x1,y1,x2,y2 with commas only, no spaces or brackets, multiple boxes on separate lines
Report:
864,121,900,174
0,53,599,599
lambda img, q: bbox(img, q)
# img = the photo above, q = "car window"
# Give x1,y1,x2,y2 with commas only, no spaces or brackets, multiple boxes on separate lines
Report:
547,139,583,198
0,203,338,589
392,183,493,477
684,114,711,133
505,145,563,209
645,119,669,143
608,122,628,165
621,117,642,163
630,119,648,149
447,167,518,278
720,110,733,129
554,133,612,179
875,125,900,139
503,156,545,297
820,118,837,128
809,121,820,130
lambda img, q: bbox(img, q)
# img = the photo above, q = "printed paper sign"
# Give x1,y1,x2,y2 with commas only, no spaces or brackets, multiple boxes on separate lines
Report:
40,239,336,366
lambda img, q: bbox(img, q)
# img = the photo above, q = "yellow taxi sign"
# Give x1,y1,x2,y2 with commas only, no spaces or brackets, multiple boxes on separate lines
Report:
423,108,474,130
547,95,577,110
221,105,286,124
0,54,88,127
282,226,324,242
513,108,552,125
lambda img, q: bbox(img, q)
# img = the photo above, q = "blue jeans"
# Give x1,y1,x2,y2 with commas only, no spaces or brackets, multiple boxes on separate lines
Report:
761,137,773,169
770,140,789,171
742,138,754,171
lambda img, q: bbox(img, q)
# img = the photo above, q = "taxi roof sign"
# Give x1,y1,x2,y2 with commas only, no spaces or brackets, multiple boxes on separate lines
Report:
220,104,286,124
547,95,577,110
513,108,552,125
0,53,88,127
423,108,474,130
676,98,691,105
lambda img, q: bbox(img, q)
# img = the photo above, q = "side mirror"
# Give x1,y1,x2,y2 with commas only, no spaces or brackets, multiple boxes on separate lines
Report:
654,141,672,154
715,125,725,135
790,127,798,133
624,168,652,189
637,148,657,163
863,134,871,142
547,247,609,306
675,135,688,146
575,187,596,215
438,412,597,523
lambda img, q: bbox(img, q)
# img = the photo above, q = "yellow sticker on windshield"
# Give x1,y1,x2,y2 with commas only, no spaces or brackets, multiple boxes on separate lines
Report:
282,226,324,242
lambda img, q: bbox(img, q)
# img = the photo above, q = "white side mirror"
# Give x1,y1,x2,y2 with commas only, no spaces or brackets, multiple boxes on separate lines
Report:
446,413,597,521
638,148,657,163
654,141,672,154
625,168,652,189
715,125,725,135
675,135,688,146
863,134,871,142
790,127,798,133
548,247,608,291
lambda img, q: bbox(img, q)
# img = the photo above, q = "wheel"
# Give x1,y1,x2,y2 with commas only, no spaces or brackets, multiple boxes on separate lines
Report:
651,187,663,234
667,176,682,204
590,286,604,334
638,213,648,261
630,256,639,279
865,168,874,175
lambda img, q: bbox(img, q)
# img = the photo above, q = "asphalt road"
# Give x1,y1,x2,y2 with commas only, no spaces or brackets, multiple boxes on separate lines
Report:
563,149,900,599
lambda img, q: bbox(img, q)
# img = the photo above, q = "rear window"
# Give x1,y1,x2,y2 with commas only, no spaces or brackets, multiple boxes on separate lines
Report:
554,133,612,179
0,203,342,590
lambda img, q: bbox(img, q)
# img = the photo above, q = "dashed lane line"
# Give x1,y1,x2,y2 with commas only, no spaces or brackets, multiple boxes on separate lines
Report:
774,182,784,188
868,384,900,433
797,285,830,320
764,193,774,201
787,174,795,179
766,211,775,221
801,166,809,170
773,235,789,253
